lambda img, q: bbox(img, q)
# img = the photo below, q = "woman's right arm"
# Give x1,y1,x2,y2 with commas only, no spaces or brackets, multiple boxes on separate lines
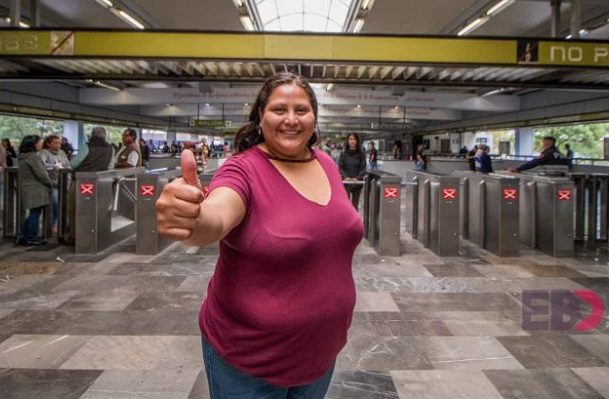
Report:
156,151,246,246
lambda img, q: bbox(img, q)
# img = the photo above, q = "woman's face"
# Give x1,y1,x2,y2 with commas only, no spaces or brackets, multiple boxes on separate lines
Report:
49,138,61,151
35,139,42,151
259,83,316,158
348,135,357,149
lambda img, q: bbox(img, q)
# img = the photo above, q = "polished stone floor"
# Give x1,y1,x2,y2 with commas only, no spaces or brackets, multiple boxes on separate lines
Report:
0,233,608,399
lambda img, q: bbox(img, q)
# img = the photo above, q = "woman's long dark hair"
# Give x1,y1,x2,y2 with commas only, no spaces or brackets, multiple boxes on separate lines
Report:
234,72,319,153
19,135,41,154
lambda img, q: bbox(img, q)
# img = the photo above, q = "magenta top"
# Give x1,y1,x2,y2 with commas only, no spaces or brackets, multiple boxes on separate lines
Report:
200,145,364,387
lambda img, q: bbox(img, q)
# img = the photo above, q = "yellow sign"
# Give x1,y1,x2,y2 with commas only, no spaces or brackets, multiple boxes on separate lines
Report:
540,41,609,67
0,30,607,68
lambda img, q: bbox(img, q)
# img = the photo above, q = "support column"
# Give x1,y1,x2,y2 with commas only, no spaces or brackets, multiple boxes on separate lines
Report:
551,0,561,38
10,0,21,27
166,131,177,144
570,0,582,38
63,120,84,151
30,0,40,27
515,127,534,156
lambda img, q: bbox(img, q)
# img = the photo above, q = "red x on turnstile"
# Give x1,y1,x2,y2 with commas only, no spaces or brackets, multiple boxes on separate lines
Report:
384,187,399,199
503,188,517,201
79,183,95,196
442,188,457,200
140,184,155,197
558,189,572,201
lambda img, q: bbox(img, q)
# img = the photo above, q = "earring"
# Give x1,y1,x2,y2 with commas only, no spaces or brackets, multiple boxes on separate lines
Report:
257,125,262,136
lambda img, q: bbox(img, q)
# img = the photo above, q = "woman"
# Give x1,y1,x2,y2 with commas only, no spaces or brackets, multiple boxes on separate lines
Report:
39,135,70,234
17,135,52,246
339,133,367,209
415,144,427,171
156,73,363,398
2,138,16,167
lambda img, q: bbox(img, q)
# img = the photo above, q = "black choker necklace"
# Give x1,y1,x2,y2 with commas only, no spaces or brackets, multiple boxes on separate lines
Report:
257,146,316,163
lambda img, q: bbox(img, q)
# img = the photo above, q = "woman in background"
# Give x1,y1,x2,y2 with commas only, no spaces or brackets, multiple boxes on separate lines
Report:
17,135,52,246
339,133,367,209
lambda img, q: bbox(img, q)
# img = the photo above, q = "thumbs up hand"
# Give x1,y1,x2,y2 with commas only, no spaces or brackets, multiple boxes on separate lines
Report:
156,149,204,241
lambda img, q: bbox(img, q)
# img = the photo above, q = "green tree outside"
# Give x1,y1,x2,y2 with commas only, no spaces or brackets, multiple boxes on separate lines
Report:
0,114,63,146
534,123,609,159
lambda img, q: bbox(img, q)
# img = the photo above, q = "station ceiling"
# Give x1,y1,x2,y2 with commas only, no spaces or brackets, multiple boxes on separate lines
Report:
0,0,608,135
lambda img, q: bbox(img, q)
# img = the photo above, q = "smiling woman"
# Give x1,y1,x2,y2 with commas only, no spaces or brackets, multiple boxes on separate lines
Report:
156,72,364,398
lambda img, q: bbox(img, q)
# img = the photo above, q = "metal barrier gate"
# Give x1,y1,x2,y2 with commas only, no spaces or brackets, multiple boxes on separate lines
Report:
515,173,575,257
2,167,52,241
404,171,460,256
363,171,401,256
74,167,144,253
454,171,520,257
136,170,214,255
571,172,609,242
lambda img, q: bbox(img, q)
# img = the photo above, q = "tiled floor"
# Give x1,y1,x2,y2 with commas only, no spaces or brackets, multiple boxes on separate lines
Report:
0,234,608,399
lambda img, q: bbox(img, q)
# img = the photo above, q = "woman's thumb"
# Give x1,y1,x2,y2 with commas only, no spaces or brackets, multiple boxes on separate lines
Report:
181,150,202,189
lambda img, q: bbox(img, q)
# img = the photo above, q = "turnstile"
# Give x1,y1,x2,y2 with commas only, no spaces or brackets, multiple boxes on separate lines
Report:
136,170,214,255
404,171,460,256
516,173,575,257
571,172,609,242
74,168,144,253
363,171,401,256
455,172,520,257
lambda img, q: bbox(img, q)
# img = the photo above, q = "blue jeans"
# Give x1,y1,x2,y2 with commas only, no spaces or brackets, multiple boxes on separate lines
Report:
20,206,43,240
202,339,335,399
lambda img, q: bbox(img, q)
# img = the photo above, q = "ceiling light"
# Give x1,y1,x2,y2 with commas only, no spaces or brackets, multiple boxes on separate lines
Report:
115,9,145,29
86,79,122,92
94,0,113,8
579,29,589,36
240,16,254,31
457,16,489,36
4,17,29,28
232,0,243,7
353,19,365,33
326,83,334,92
486,0,514,16
244,102,249,106
394,106,399,110
565,34,573,39
361,0,374,10
356,104,361,109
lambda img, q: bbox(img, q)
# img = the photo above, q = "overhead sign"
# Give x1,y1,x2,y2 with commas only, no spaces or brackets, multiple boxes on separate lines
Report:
371,122,410,130
0,29,607,68
189,119,231,128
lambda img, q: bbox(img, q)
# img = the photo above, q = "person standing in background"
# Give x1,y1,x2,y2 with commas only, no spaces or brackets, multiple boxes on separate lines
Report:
2,138,16,167
368,141,378,171
564,143,574,166
415,144,427,171
17,135,52,246
339,133,367,209
139,138,150,168
60,137,74,161
114,128,141,168
39,135,71,234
